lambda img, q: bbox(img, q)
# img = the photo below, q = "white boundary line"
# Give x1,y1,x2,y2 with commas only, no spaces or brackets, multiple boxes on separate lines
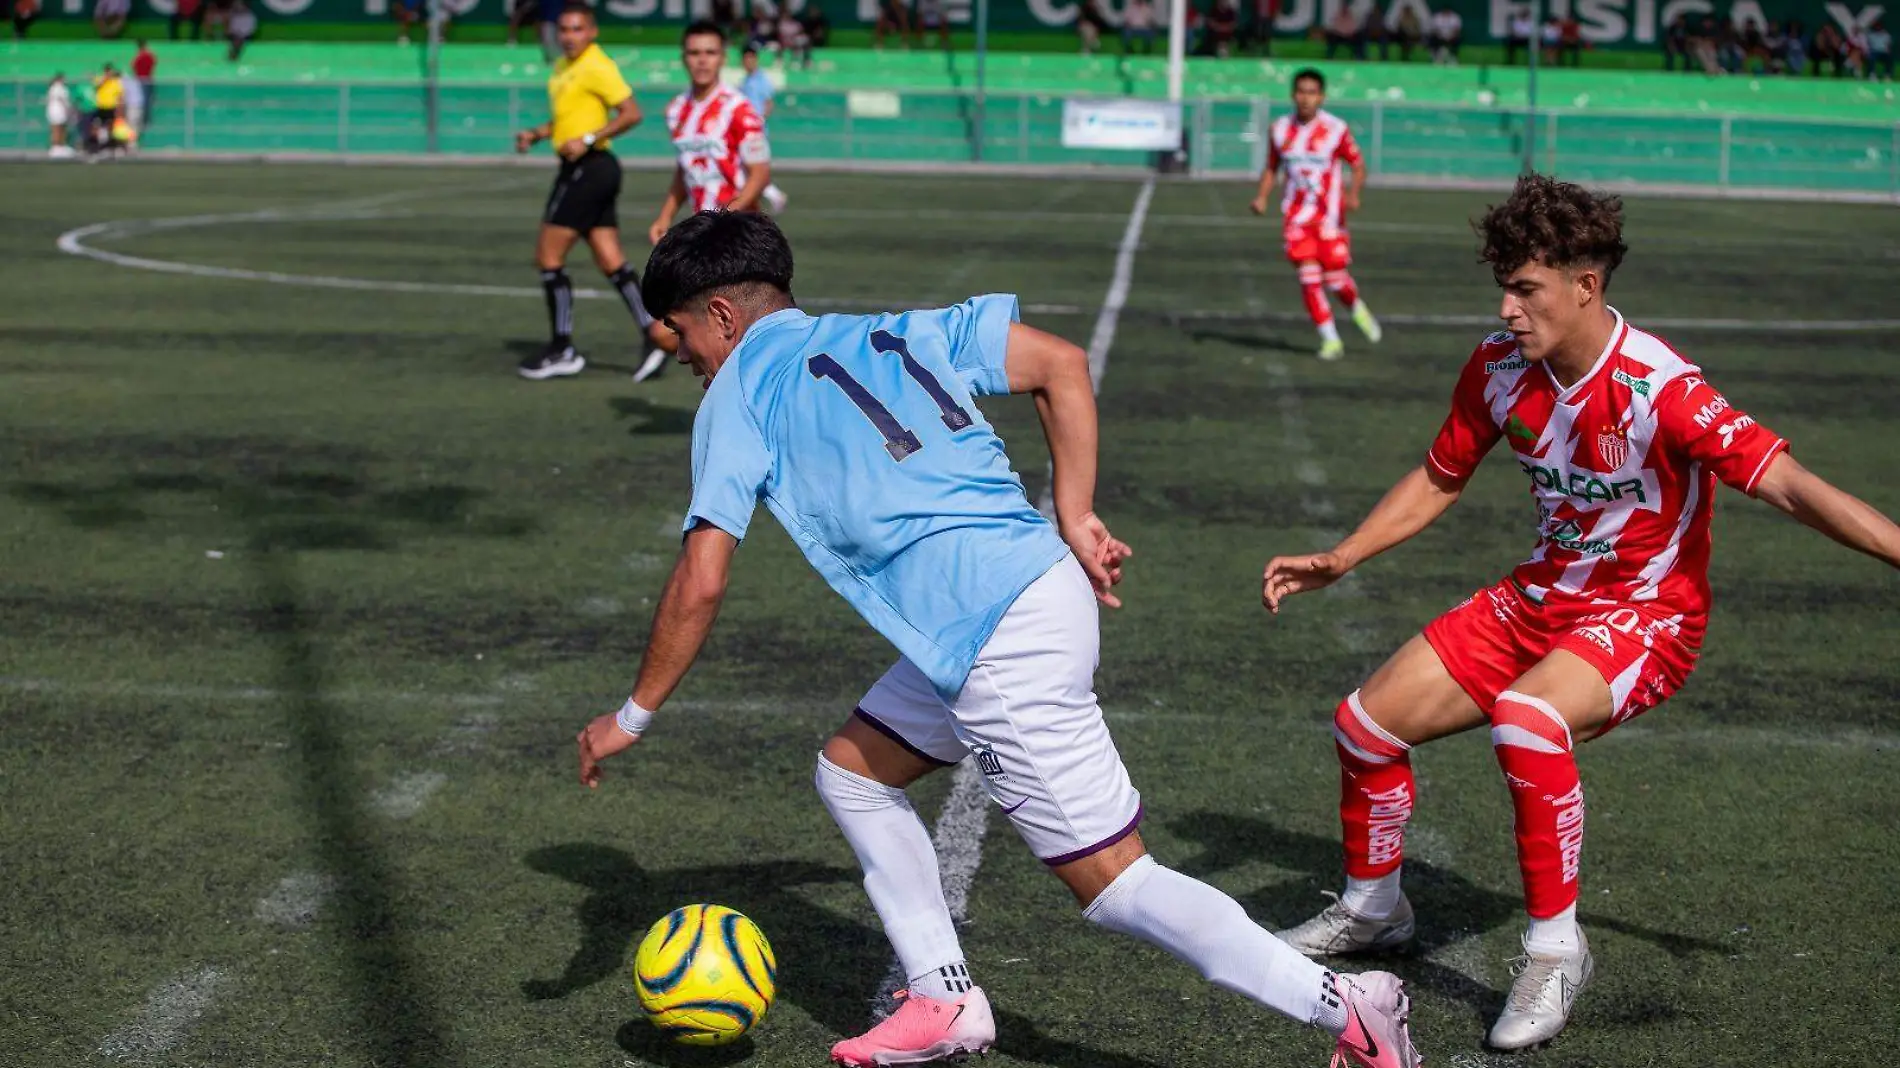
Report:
97,967,227,1060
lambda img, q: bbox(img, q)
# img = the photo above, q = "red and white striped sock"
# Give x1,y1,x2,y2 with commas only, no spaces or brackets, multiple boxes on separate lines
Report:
1334,691,1413,918
1491,689,1586,952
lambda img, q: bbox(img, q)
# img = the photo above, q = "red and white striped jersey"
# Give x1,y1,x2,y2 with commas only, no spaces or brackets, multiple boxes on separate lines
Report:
665,84,771,212
1268,109,1361,235
1426,311,1788,642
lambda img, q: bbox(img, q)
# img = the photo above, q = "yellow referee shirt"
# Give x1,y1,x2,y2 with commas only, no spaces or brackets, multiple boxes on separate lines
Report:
94,74,123,111
547,44,633,153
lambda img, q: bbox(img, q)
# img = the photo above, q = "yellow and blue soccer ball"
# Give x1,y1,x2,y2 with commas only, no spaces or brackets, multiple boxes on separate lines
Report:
632,903,777,1046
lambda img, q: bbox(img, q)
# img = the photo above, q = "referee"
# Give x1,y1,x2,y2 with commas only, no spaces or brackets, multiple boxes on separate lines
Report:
513,3,674,381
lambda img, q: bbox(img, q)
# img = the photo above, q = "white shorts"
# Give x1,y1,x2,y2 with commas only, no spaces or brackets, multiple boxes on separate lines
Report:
855,555,1143,864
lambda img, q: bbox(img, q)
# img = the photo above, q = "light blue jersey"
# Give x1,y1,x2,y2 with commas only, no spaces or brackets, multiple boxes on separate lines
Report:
739,70,773,129
684,294,1071,697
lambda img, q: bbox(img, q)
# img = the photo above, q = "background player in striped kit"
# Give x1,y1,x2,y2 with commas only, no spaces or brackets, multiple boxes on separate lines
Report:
647,21,777,248
1250,68,1382,362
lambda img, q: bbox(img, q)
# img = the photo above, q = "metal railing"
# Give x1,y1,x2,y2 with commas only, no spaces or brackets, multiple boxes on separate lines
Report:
8,79,1897,197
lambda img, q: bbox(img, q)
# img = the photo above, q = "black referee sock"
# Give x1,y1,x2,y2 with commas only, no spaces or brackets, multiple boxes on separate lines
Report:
607,264,656,331
541,268,574,348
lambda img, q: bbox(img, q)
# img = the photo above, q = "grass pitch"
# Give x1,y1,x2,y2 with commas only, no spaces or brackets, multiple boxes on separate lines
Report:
2,162,1897,1068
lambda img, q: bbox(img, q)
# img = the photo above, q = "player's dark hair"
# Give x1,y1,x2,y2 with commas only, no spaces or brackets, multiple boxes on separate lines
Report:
642,211,795,318
1476,172,1628,286
1292,67,1325,91
682,18,725,42
559,1,596,20
742,43,759,55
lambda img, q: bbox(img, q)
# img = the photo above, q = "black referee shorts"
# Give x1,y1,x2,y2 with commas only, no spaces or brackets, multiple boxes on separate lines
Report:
543,149,622,233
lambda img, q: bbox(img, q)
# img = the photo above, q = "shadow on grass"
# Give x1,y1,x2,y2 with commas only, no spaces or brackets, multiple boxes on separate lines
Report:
14,457,538,1067
523,843,1174,1068
609,395,696,436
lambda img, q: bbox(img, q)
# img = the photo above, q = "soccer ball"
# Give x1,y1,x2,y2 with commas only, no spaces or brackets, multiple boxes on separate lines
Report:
632,904,777,1046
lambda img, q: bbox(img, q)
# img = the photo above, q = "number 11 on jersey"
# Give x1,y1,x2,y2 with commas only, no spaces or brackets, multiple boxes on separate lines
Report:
807,330,975,462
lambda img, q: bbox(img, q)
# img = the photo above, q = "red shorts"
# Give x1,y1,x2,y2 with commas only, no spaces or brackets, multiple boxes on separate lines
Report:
1284,224,1351,270
1423,579,1700,734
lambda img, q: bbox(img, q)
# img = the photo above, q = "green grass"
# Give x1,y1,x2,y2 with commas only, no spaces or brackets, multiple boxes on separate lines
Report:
2,163,1898,1068
27,16,1674,67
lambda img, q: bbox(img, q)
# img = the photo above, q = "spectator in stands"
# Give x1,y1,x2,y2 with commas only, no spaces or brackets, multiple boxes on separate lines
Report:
747,2,778,51
710,0,738,37
1246,0,1276,55
912,0,950,50
797,2,831,61
1661,13,1686,69
131,39,155,126
1390,5,1422,60
1076,0,1113,54
169,0,200,38
203,0,231,39
1558,14,1582,64
1428,6,1461,63
506,0,537,47
1810,21,1845,75
1364,4,1390,60
94,0,129,38
13,0,38,38
778,6,810,65
1782,19,1807,72
1716,18,1745,71
1844,21,1870,75
1687,17,1719,72
1539,15,1559,63
873,0,908,49
393,0,423,44
1123,0,1157,54
226,0,255,60
45,73,73,156
1868,19,1893,79
1324,3,1363,58
1205,0,1240,57
1504,4,1533,64
1758,19,1787,72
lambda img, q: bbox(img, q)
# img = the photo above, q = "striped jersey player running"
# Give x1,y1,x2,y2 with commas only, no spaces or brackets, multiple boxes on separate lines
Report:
1250,68,1382,362
1263,174,1900,1050
647,20,776,244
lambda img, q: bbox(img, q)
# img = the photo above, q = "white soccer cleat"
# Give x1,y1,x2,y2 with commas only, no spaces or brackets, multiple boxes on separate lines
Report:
1278,892,1416,958
1486,930,1593,1050
763,185,789,214
632,348,669,383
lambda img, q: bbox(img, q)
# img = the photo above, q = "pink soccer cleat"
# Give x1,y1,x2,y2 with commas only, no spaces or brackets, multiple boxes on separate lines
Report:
830,987,997,1066
1329,970,1422,1068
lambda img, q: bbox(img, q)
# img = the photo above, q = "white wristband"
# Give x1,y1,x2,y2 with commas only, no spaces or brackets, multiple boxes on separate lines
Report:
615,697,654,737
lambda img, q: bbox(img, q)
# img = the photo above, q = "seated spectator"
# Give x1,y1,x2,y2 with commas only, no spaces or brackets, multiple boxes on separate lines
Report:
1716,18,1744,71
1246,0,1275,55
1760,20,1787,72
1504,4,1533,64
1123,0,1157,55
1076,0,1112,54
1783,19,1808,72
1391,5,1421,60
226,0,254,59
1662,13,1687,69
1364,3,1390,59
1559,14,1582,64
797,2,830,52
1324,4,1362,58
14,0,39,38
1740,17,1769,70
747,2,777,51
872,0,907,49
777,7,809,65
1539,15,1559,63
1428,6,1461,63
1868,19,1894,79
912,0,950,50
1811,21,1844,75
94,0,129,38
1688,17,1719,72
1206,0,1240,57
1844,22,1869,75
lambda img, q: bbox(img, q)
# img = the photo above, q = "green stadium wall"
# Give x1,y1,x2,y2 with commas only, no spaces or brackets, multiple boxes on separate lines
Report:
22,0,1896,47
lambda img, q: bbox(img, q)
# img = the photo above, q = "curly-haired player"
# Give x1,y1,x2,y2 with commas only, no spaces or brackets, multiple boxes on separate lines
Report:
1261,174,1900,1049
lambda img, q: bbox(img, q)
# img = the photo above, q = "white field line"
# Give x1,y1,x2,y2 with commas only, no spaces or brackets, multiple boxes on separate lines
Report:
253,871,340,930
369,770,449,820
870,759,992,1020
97,967,227,1060
1038,176,1157,519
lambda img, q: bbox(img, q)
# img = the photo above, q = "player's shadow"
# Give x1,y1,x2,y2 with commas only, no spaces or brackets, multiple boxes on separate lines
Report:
522,843,1173,1068
608,396,696,436
1168,811,1730,1020
1172,322,1316,355
14,462,536,1068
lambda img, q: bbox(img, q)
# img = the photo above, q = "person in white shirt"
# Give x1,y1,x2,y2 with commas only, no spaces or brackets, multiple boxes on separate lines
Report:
45,73,73,157
1123,0,1157,53
1428,8,1461,63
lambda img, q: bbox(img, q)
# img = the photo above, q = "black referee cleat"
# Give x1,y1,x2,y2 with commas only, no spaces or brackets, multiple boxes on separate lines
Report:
519,343,586,380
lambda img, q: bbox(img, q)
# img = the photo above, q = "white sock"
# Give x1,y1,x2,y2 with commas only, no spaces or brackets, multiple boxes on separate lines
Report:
1341,873,1402,919
1083,855,1347,1035
907,961,974,1001
1525,902,1582,956
1318,321,1341,344
814,755,968,988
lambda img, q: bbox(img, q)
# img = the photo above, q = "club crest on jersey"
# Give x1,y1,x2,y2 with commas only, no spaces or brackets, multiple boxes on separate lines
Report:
969,741,1007,782
1597,424,1629,470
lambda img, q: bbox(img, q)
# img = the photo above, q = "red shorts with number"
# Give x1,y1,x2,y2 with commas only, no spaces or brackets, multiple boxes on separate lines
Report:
1284,223,1351,270
1422,579,1701,734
